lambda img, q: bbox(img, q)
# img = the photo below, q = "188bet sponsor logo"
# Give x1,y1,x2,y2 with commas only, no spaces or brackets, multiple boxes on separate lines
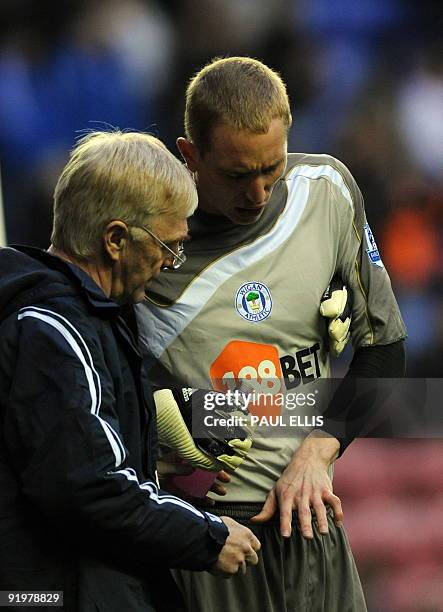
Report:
210,340,321,417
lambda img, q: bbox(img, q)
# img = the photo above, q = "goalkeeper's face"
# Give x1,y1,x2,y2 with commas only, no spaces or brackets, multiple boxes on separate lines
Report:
177,118,287,225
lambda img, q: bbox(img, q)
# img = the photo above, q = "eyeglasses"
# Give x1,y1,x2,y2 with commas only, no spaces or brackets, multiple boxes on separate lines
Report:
134,225,186,270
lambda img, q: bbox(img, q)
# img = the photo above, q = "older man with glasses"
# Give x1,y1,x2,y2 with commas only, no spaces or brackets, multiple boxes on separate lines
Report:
0,130,260,612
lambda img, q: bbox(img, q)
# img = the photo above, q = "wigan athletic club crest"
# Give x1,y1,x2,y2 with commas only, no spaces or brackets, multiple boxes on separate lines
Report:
364,223,384,268
235,281,273,322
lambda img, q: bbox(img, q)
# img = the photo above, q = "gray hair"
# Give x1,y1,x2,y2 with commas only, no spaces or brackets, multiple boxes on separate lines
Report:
51,130,197,259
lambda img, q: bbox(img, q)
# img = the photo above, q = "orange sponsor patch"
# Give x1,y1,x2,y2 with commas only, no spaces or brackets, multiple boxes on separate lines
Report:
210,340,284,417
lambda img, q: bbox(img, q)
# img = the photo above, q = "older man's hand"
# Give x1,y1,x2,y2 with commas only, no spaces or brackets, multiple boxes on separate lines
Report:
212,516,261,577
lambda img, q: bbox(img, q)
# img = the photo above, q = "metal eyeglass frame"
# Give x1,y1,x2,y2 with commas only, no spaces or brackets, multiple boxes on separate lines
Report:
134,225,186,270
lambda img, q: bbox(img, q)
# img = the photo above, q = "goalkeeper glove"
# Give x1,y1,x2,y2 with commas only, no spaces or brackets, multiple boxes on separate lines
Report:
320,276,352,357
155,388,252,472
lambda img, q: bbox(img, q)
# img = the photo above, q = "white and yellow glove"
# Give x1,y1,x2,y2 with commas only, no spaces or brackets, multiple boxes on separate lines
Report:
320,276,352,357
155,388,252,472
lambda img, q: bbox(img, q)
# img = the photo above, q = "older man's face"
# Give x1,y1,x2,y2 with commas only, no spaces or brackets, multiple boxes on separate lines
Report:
112,214,189,304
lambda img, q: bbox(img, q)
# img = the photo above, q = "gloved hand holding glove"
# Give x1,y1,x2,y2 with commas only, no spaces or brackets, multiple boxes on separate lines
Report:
155,387,252,472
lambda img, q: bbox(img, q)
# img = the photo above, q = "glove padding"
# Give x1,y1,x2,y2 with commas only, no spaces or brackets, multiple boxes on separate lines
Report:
155,388,252,472
320,276,352,357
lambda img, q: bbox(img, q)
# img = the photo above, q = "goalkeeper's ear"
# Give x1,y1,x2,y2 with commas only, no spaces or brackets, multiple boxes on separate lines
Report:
320,276,352,357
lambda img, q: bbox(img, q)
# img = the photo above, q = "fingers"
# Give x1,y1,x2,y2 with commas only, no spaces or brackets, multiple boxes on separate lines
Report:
250,487,277,523
324,491,344,527
278,489,293,538
210,480,227,496
328,317,350,343
240,535,260,570
209,470,232,496
297,500,314,539
312,497,328,535
320,285,347,318
249,532,261,553
216,517,261,577
244,549,258,567
216,470,231,483
305,492,344,537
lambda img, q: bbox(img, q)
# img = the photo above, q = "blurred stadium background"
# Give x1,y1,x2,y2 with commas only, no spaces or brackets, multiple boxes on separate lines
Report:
0,1,441,610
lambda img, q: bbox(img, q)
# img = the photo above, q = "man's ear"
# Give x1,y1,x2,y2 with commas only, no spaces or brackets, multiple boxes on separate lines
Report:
103,221,129,262
176,137,200,173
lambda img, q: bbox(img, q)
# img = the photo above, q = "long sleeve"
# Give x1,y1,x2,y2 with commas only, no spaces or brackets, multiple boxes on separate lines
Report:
322,340,406,455
2,305,227,571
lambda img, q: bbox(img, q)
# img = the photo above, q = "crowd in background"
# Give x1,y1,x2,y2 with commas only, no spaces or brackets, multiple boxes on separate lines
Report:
1,1,442,610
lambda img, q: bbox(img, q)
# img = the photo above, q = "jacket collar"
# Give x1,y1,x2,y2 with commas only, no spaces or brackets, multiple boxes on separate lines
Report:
12,245,121,316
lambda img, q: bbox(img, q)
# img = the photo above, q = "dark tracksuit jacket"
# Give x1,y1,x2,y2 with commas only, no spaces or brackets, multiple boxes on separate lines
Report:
0,246,228,612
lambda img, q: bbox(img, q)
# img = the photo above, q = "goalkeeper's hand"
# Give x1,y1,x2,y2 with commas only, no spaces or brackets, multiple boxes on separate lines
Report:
320,276,352,357
154,388,252,472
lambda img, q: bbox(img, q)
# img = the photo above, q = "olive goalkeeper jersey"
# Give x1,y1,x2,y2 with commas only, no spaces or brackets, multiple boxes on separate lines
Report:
137,153,406,502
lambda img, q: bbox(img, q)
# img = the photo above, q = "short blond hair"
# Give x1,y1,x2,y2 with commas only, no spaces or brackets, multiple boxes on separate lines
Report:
185,56,292,153
51,130,197,259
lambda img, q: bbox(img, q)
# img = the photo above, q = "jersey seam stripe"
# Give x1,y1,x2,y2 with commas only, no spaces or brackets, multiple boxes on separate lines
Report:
353,258,374,345
321,165,374,343
323,164,375,345
287,165,353,210
339,158,375,342
351,219,374,344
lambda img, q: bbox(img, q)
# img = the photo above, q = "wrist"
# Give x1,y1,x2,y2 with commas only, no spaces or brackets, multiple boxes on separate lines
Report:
294,431,340,467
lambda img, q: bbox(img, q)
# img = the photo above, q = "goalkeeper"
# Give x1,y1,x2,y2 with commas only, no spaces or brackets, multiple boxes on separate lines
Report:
138,57,406,612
